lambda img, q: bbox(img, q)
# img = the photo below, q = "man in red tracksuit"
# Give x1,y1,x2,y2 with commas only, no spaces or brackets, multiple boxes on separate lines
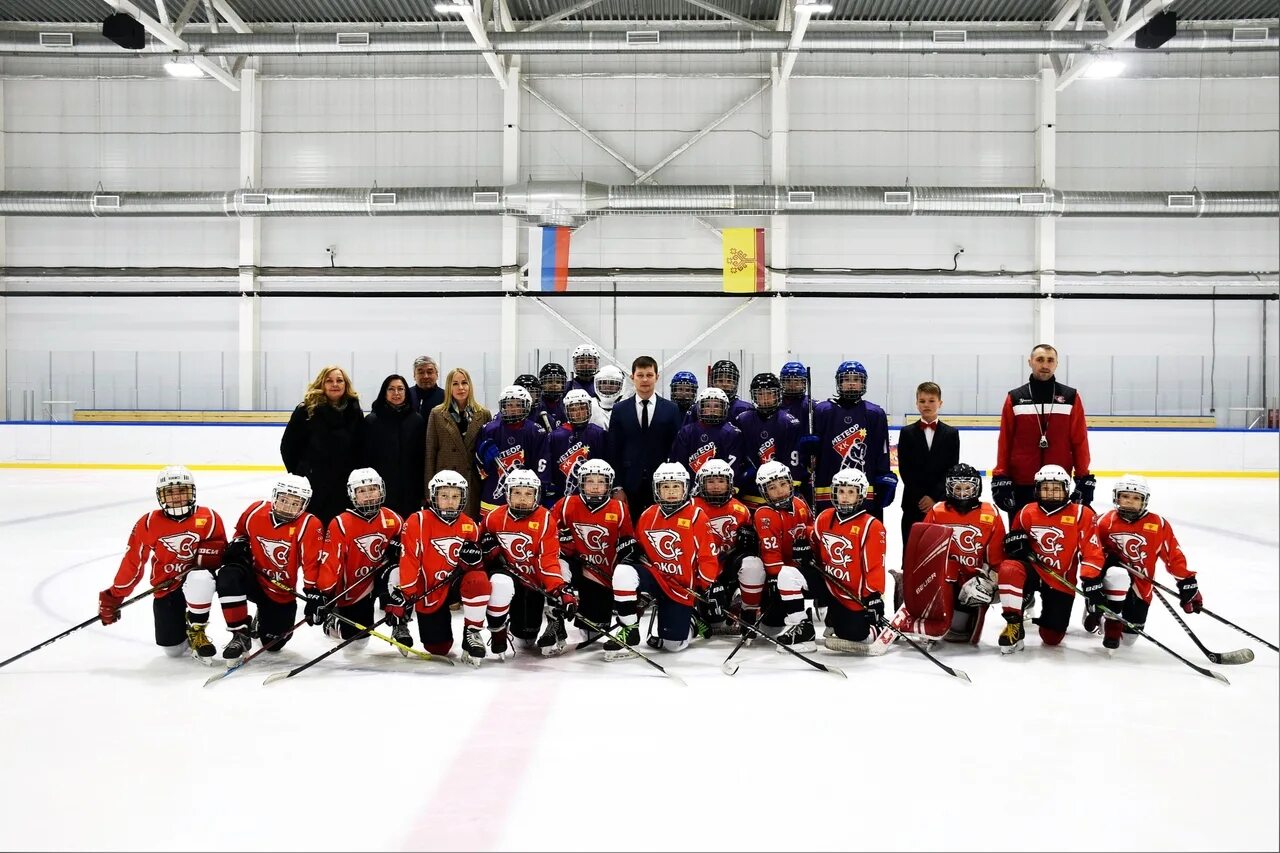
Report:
990,343,1094,519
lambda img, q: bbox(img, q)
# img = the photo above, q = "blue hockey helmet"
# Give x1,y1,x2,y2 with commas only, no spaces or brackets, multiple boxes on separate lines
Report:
779,361,807,397
835,360,868,404
670,370,699,407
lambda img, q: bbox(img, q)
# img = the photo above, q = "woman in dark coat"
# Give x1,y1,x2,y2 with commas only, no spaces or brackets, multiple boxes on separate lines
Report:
363,374,426,517
280,365,365,523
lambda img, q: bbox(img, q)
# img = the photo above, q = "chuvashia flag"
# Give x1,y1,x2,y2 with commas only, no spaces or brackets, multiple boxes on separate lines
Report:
722,227,766,293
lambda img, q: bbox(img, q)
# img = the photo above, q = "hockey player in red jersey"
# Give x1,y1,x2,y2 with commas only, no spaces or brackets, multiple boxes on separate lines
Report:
741,460,822,651
98,466,228,663
392,470,495,665
613,463,718,655
551,459,637,651
314,468,404,654
811,468,888,653
1090,474,1204,650
690,459,754,635
482,468,579,657
905,463,1008,644
996,464,1103,653
215,474,325,662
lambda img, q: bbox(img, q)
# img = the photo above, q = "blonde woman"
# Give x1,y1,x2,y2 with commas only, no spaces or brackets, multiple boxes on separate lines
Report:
281,365,365,522
425,367,491,520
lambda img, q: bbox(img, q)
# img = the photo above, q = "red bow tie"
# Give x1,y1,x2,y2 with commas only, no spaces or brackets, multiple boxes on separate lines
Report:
920,421,937,431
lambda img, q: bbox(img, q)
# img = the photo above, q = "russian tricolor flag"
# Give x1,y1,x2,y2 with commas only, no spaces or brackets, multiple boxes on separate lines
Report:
528,225,571,292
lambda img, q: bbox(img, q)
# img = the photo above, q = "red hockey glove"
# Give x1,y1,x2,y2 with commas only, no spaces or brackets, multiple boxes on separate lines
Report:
98,589,124,625
554,584,579,620
1177,575,1203,614
195,538,228,569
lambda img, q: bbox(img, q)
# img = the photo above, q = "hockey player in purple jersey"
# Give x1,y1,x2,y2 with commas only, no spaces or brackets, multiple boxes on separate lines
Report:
545,389,609,505
808,361,898,520
669,388,748,487
565,344,601,399
476,384,550,517
670,371,699,416
779,361,812,429
683,360,753,425
735,373,804,509
531,362,568,431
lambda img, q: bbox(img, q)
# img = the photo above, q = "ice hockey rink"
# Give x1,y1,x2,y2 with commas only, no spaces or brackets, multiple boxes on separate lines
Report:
0,468,1275,852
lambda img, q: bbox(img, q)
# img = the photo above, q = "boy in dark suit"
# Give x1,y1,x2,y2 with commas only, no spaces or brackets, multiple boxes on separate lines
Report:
897,382,960,547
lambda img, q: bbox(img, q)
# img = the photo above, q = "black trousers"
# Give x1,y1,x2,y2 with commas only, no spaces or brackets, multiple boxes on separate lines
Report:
153,591,189,647
215,562,298,648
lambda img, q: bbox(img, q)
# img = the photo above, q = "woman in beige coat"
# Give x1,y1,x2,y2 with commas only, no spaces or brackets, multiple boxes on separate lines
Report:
425,367,491,520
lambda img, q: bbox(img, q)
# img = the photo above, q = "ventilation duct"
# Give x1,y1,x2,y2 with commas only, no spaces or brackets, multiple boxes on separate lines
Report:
0,185,1274,220
0,27,1272,56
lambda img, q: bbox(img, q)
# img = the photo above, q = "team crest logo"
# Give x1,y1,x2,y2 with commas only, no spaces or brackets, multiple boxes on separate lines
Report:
948,525,982,554
1108,532,1148,565
832,426,867,469
157,532,200,561
353,533,388,563
572,523,610,552
496,446,525,473
758,437,777,463
820,533,852,567
645,529,683,561
1027,526,1064,556
707,515,738,543
689,442,717,473
256,537,292,571
495,531,535,562
430,536,465,563
558,443,590,477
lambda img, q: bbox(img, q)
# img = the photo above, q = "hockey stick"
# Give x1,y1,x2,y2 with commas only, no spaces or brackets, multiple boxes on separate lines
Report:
1,568,194,670
718,606,766,675
1115,565,1277,654
500,560,685,684
1029,555,1228,685
255,567,451,665
1113,564,1254,665
672,580,844,678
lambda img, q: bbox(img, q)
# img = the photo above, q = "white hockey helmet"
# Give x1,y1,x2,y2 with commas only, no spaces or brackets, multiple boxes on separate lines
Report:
271,474,313,521
503,468,542,515
563,389,593,426
1034,464,1072,508
347,467,385,517
572,343,601,380
498,384,533,424
695,387,730,426
155,465,197,520
428,469,469,522
575,458,615,508
831,468,869,515
595,365,625,405
755,460,794,508
652,462,691,512
695,458,735,507
1112,473,1151,522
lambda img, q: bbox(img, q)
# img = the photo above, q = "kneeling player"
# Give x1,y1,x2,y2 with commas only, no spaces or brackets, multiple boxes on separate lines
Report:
740,461,819,650
482,469,579,657
898,463,1006,645
1090,474,1204,650
690,459,753,636
615,464,717,654
552,459,637,654
812,469,888,654
996,464,1102,653
216,475,324,662
313,469,404,655
393,471,494,665
98,466,227,663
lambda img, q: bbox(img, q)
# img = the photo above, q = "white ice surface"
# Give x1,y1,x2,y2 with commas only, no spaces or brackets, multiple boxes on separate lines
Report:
0,471,1276,852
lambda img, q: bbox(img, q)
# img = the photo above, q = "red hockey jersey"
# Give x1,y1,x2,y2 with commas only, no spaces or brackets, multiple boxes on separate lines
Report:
318,507,404,605
692,496,752,564
552,494,634,588
1009,502,1102,593
483,504,564,593
812,508,886,610
1095,509,1191,600
233,500,325,603
398,509,481,613
110,506,227,599
753,497,814,576
635,502,719,606
922,500,1007,583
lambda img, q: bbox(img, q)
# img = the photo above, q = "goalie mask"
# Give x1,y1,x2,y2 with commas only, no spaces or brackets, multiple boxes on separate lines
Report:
695,459,735,508
595,365,625,408
944,463,983,514
831,468,869,520
271,474,313,523
428,470,468,523
155,465,197,521
347,467,385,519
1112,473,1151,523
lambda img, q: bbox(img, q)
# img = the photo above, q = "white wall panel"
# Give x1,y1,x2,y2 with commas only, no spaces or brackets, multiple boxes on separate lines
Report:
260,216,500,266
1056,219,1280,272
789,216,1036,271
4,218,238,266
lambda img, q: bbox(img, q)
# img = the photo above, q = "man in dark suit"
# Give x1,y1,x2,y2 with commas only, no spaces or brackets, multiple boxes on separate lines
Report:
897,381,960,546
607,355,681,515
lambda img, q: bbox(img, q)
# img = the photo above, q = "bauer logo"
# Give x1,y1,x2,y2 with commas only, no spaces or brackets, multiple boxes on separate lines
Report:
645,529,684,561
353,533,388,563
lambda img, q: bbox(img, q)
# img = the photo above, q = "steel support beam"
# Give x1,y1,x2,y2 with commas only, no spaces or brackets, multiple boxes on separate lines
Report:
769,63,789,366
237,65,262,409
104,0,240,90
1047,0,1084,30
1092,0,1116,32
209,0,254,33
779,4,815,82
522,0,606,32
658,298,760,375
528,296,627,371
633,82,769,184
678,0,770,31
1058,0,1178,90
1035,66,1057,346
171,0,201,35
454,5,507,89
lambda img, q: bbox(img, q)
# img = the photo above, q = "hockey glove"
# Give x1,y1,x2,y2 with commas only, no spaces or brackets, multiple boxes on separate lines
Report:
383,585,410,624
1003,529,1032,562
874,473,899,508
221,536,253,569
478,531,500,556
958,572,996,607
382,540,403,568
704,579,731,618
1176,575,1203,614
789,537,814,569
796,434,820,457
303,586,331,626
457,539,484,568
1080,572,1107,612
615,537,637,566
861,592,885,622
991,475,1016,512
553,584,579,620
477,439,501,468
1071,474,1097,507
98,588,123,626
733,523,759,558
558,526,575,548
195,538,228,570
